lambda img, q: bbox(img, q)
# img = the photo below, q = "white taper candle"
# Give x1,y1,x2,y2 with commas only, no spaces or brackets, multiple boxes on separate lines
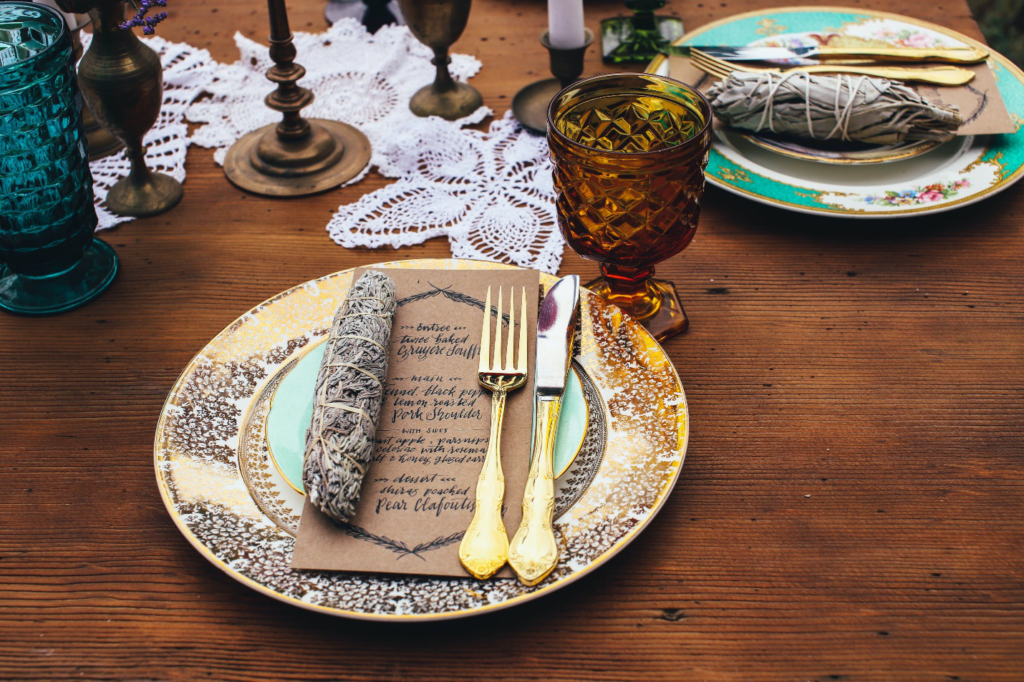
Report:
547,0,586,50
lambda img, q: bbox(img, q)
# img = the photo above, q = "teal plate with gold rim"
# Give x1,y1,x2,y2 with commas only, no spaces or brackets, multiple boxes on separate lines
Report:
265,340,589,495
648,6,1024,217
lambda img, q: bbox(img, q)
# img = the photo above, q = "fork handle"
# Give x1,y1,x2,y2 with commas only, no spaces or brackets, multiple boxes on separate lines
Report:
800,64,975,86
508,396,561,586
459,387,510,579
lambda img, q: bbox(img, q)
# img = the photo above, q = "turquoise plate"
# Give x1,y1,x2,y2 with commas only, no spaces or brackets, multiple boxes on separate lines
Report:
266,339,589,494
648,6,1024,217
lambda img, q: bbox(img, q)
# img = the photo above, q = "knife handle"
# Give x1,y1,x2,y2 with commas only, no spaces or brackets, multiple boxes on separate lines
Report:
508,396,561,586
459,387,510,580
817,46,988,64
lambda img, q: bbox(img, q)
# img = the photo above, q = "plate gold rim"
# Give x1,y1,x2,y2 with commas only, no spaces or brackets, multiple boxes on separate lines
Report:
647,5,1024,217
153,258,689,622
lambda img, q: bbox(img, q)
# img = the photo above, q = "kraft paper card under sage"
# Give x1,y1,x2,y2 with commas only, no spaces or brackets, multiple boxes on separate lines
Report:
291,267,540,578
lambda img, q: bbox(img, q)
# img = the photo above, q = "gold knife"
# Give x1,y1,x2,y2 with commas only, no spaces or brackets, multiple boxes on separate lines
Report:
508,275,580,586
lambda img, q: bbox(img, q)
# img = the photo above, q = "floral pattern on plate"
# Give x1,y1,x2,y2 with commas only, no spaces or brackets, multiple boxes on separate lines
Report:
865,179,971,207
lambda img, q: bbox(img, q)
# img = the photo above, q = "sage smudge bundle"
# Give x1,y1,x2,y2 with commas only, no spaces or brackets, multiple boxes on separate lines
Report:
707,71,963,145
303,270,397,523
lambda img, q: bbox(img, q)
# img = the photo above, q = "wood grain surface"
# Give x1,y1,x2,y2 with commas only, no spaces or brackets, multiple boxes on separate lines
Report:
1,0,1022,679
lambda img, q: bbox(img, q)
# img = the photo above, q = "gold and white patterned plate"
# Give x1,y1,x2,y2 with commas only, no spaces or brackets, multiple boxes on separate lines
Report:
154,259,689,621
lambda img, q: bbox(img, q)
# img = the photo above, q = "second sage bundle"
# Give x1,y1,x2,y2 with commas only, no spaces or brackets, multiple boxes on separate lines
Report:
707,71,964,145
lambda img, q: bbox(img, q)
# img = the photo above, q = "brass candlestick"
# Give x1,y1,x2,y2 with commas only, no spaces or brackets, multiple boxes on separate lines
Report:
397,0,482,121
512,29,593,135
223,0,372,197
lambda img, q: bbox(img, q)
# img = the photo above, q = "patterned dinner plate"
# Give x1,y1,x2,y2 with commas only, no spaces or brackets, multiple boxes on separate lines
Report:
648,6,1024,217
153,259,688,621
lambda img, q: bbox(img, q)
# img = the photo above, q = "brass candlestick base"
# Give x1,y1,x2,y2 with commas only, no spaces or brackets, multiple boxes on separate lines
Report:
82,108,124,161
225,119,371,197
512,29,593,135
224,0,371,197
399,0,482,121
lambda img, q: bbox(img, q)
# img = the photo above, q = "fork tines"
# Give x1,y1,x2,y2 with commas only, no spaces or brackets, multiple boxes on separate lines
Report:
691,49,735,80
479,286,528,376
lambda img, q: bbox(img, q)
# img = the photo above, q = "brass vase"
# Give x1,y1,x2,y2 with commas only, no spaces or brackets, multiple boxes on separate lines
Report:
76,0,182,217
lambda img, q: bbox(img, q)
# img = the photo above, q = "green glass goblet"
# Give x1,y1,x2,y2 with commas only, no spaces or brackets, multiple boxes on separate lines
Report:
0,2,117,315
601,0,684,64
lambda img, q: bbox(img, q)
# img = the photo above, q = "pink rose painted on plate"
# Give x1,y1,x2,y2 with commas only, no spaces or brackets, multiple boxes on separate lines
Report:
865,179,970,207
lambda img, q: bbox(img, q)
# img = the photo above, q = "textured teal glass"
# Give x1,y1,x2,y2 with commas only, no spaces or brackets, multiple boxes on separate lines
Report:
0,2,117,315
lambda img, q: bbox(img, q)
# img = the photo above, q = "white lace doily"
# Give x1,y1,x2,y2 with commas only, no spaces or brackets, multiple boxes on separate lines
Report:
187,20,564,273
328,111,562,274
82,33,216,230
188,20,490,173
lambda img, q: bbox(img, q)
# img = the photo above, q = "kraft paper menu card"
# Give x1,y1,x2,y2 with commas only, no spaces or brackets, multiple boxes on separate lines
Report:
291,268,540,578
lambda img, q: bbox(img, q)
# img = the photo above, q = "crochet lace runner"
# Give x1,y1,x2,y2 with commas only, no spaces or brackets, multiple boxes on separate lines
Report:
327,111,562,274
187,20,564,273
83,21,563,271
82,33,217,231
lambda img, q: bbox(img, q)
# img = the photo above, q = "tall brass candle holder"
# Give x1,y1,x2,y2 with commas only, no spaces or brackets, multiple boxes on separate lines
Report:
512,29,593,135
224,0,372,197
397,0,482,121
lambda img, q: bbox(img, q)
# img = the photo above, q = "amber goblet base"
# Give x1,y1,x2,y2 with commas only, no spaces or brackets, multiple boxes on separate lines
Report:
586,270,688,340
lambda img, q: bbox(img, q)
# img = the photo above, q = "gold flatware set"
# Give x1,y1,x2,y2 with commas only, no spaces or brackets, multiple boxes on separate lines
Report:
460,276,581,585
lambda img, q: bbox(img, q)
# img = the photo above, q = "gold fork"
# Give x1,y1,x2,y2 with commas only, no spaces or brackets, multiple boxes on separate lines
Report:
459,286,528,580
691,48,975,86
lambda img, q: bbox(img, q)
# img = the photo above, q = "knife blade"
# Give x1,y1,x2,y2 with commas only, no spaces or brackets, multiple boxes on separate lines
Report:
508,275,580,586
662,44,989,64
534,275,580,397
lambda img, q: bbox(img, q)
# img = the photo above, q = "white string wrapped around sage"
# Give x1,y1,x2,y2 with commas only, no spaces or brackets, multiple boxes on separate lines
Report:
303,270,397,524
706,71,963,145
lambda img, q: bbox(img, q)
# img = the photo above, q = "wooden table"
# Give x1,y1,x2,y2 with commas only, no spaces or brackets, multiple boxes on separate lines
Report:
2,0,1022,679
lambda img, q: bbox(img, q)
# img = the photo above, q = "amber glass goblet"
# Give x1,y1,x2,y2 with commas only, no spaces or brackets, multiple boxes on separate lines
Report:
547,73,712,341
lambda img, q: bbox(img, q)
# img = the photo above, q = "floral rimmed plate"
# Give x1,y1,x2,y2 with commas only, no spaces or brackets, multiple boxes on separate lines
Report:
648,7,1024,217
153,258,688,621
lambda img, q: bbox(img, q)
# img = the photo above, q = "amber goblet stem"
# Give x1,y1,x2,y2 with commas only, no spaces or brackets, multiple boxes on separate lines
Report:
594,263,660,319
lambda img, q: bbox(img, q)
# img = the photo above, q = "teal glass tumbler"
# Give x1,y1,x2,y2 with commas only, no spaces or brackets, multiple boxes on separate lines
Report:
0,2,117,315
